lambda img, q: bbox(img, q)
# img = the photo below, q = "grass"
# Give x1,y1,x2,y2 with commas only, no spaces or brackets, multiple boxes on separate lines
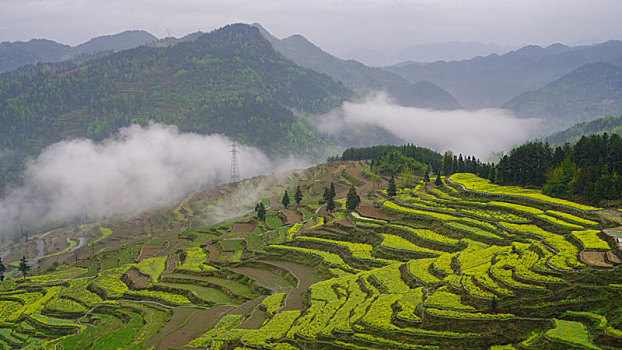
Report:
450,173,600,211
571,230,611,250
380,233,443,256
545,319,600,350
178,247,217,273
136,256,167,283
157,282,231,304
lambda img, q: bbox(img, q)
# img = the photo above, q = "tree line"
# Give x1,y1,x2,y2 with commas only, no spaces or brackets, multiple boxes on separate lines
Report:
493,133,622,204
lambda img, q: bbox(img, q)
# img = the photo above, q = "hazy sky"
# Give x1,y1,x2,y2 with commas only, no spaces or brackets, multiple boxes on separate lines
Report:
1,0,621,54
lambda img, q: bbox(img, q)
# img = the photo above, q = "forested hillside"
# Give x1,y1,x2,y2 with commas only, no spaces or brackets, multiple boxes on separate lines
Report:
0,30,157,72
544,114,622,146
494,135,622,205
505,62,622,128
254,24,461,109
0,24,351,191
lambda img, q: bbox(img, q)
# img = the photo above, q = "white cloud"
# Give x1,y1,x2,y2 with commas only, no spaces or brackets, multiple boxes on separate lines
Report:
316,92,541,160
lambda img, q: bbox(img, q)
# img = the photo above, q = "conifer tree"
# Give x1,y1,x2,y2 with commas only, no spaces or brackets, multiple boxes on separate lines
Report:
435,172,442,186
282,191,290,208
294,186,303,205
346,186,361,211
329,182,336,199
326,197,335,212
424,166,430,183
18,256,30,279
0,257,5,281
387,175,397,198
255,202,266,221
322,187,330,202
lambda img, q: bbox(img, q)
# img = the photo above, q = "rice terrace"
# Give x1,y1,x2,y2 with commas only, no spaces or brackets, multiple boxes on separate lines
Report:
0,157,621,349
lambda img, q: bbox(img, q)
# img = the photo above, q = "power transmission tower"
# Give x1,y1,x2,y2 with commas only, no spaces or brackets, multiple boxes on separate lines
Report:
230,141,240,183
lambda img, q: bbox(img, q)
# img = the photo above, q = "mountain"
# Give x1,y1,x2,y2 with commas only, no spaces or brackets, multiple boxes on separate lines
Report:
391,41,512,64
542,114,622,146
0,24,351,192
0,30,157,72
253,24,461,110
337,47,389,67
385,40,622,109
0,39,71,72
504,62,622,129
71,30,157,56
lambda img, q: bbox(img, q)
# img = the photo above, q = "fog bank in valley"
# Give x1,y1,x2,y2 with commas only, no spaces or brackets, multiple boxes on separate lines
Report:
0,122,306,236
316,93,542,161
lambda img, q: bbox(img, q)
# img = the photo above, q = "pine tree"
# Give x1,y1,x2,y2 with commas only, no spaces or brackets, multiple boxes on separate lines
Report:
18,256,30,279
424,166,430,183
294,186,303,205
326,197,335,212
329,182,336,200
435,172,442,186
346,186,361,211
255,202,266,221
282,190,290,208
322,187,330,202
0,257,5,281
387,175,397,198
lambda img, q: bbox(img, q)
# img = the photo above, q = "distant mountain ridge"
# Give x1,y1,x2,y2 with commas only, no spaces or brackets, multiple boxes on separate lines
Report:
252,23,461,110
0,24,351,192
505,62,622,129
0,30,157,72
385,40,622,109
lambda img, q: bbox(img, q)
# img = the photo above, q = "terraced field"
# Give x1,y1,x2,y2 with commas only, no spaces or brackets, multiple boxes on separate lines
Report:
0,161,621,349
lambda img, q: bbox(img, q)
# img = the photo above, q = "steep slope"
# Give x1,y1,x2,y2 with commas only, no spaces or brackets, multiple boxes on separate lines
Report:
386,40,622,109
0,30,158,72
0,24,351,192
0,159,620,349
505,62,622,128
254,24,461,109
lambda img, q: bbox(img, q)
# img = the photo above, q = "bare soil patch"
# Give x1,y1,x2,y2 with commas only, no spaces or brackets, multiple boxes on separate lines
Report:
138,245,164,261
228,266,293,293
282,209,302,224
259,260,318,311
580,251,614,268
358,205,394,220
125,268,150,289
236,305,268,330
155,305,234,350
233,222,256,233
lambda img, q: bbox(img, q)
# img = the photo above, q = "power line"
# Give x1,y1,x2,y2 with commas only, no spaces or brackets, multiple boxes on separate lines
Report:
230,140,240,183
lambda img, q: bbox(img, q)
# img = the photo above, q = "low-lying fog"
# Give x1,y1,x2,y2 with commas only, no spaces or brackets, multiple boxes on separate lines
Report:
316,93,542,161
0,122,307,236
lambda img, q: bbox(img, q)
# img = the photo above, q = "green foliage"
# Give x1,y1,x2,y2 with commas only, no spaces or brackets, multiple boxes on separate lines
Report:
387,175,397,198
346,186,361,211
179,247,216,273
571,230,610,250
282,190,290,208
91,264,132,298
136,256,167,283
451,173,599,210
261,293,286,316
546,319,600,350
18,256,30,278
294,186,303,205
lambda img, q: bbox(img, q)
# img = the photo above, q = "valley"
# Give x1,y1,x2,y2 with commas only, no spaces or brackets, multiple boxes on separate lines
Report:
0,160,621,349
